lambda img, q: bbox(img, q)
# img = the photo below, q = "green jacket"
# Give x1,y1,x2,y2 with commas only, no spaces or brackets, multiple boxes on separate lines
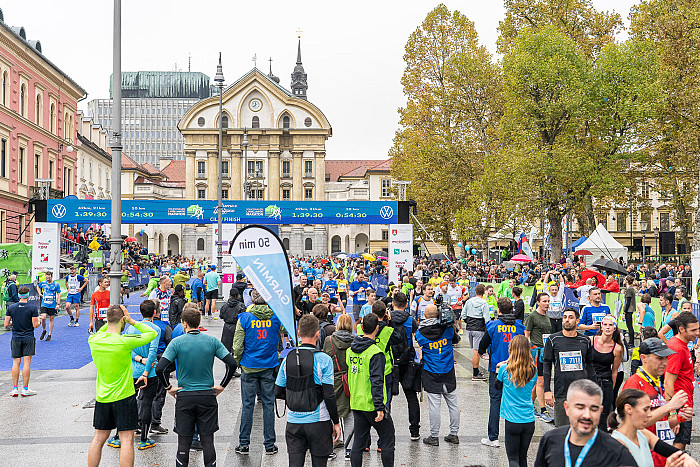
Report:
172,271,190,290
233,304,275,374
347,337,386,412
357,323,394,375
143,277,159,296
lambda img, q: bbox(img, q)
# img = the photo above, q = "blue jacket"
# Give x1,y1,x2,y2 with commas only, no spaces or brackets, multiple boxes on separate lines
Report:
127,320,161,379
480,315,525,372
191,278,204,301
415,319,459,375
235,305,281,370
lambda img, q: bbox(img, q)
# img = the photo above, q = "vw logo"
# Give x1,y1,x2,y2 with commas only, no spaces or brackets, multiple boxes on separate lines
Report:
379,206,394,220
51,204,67,219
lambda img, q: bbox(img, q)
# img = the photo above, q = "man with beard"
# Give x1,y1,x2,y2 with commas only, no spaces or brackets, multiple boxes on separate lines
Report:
534,379,638,466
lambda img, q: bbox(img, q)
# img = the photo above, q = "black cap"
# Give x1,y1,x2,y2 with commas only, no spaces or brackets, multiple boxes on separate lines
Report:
639,338,676,357
174,284,184,293
236,273,244,280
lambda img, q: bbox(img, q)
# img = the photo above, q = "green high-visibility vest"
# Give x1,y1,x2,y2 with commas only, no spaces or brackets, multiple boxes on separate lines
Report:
347,344,386,412
357,325,394,375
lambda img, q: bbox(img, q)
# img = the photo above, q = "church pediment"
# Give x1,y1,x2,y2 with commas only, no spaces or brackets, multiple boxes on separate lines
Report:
179,68,330,133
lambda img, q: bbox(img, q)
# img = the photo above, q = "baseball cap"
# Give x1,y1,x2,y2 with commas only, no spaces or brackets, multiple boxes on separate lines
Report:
321,291,330,297
174,284,184,293
236,273,244,280
638,338,676,357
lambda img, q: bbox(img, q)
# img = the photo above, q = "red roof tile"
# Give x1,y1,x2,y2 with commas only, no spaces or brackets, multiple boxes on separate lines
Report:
325,160,386,182
161,160,186,182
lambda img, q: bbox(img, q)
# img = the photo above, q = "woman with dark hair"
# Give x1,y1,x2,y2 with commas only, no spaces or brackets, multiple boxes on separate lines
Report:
495,334,537,467
591,315,624,429
609,389,695,467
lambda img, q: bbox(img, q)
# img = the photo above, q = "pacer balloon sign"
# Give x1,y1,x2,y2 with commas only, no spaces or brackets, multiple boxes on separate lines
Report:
228,225,297,344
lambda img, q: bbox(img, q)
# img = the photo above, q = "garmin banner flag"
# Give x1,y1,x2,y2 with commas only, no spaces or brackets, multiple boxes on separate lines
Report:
229,225,297,344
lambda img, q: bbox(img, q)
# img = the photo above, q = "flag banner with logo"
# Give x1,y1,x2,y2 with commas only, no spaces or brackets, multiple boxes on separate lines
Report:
388,224,413,284
31,222,60,281
228,225,297,344
45,199,399,225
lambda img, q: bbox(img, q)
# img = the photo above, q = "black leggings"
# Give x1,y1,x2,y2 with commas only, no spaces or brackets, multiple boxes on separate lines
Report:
504,420,534,467
549,318,562,333
625,312,635,346
599,378,614,430
176,433,215,467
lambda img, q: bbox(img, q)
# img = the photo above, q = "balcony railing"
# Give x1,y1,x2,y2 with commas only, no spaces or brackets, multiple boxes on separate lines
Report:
30,186,64,199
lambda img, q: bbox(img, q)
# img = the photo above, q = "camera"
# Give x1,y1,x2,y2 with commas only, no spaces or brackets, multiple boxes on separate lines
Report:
434,295,454,326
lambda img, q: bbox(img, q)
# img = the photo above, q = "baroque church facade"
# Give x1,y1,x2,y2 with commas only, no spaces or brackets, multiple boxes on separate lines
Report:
179,41,333,258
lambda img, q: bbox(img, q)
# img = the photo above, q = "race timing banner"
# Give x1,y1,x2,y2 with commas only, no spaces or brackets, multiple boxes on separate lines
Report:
44,199,399,225
228,225,297,344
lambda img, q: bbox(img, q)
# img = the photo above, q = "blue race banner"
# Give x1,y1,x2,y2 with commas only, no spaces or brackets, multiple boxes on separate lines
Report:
45,199,399,225
371,273,389,298
228,225,297,344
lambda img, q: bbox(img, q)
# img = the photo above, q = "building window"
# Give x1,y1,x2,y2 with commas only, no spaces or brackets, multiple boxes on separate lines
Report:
382,230,389,241
20,84,26,117
331,236,341,252
247,160,263,176
305,238,312,251
197,188,206,199
304,187,313,200
49,160,54,181
640,180,650,199
18,148,24,184
221,115,229,128
660,212,670,231
197,238,205,251
221,189,228,199
282,160,291,178
282,115,290,129
222,160,229,176
381,179,392,198
0,138,5,178
304,160,313,178
640,212,651,231
197,117,205,127
616,212,626,232
252,116,260,129
282,188,290,200
1,71,7,106
49,103,55,133
35,94,41,126
35,154,43,181
197,160,206,177
304,117,312,127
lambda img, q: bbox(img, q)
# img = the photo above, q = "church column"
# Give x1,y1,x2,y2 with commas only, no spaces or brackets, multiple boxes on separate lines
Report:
291,226,304,256
229,150,242,199
292,151,303,201
185,150,196,199
314,225,328,255
269,151,280,200
314,151,325,201
207,150,218,200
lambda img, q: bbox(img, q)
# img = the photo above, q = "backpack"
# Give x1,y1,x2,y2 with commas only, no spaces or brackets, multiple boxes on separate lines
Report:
2,281,11,302
284,348,323,412
390,320,412,366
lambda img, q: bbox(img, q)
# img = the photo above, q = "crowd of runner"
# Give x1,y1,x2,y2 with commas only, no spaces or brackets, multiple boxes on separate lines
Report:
3,250,700,466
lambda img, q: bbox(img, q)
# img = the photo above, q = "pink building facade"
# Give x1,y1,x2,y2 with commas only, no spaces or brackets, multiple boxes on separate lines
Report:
0,10,86,244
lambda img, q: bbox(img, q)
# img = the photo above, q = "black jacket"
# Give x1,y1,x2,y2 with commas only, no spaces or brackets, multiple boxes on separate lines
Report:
220,297,243,326
168,295,186,327
350,336,387,412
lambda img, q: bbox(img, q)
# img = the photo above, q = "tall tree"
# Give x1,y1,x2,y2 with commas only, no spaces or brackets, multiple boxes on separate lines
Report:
390,4,502,256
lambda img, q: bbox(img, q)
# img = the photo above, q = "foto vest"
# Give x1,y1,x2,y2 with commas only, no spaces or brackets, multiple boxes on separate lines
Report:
347,344,386,411
238,311,281,369
358,325,394,375
415,326,456,374
485,318,525,372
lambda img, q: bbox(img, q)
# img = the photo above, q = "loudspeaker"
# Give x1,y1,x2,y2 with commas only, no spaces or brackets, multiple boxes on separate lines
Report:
398,201,410,225
631,239,642,252
660,231,675,255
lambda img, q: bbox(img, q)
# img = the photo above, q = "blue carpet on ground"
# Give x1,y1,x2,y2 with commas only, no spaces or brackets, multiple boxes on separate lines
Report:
0,295,144,371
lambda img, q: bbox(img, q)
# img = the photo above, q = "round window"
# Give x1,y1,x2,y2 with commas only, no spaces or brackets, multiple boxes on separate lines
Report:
197,117,205,127
304,117,312,127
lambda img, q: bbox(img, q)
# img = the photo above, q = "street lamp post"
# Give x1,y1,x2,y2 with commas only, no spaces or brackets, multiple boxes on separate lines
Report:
214,53,225,299
109,0,123,305
654,226,660,259
640,220,648,265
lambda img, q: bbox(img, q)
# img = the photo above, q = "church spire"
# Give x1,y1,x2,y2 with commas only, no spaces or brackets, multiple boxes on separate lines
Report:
290,38,308,100
268,57,280,84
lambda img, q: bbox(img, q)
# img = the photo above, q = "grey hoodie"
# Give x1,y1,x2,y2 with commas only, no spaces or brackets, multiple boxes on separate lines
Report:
463,296,490,331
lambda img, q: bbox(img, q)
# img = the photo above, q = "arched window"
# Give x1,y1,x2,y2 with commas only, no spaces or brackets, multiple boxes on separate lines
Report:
50,103,55,133
2,71,7,106
197,238,205,251
305,238,312,251
283,238,290,250
221,114,228,128
282,115,290,129
35,94,41,126
252,116,259,129
20,84,26,116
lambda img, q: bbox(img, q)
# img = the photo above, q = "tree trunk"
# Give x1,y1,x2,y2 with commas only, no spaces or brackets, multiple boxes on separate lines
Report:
694,166,700,251
675,195,690,254
548,210,564,263
583,194,595,235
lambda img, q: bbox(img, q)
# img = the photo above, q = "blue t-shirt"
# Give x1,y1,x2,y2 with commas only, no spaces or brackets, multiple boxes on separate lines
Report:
172,323,184,339
642,304,656,328
7,302,38,340
305,267,315,280
204,271,220,292
349,281,371,306
485,318,526,372
275,347,334,423
191,278,204,301
497,363,537,423
415,326,456,374
38,281,62,308
162,331,229,392
580,305,611,336
323,280,338,299
314,268,324,280
359,302,373,320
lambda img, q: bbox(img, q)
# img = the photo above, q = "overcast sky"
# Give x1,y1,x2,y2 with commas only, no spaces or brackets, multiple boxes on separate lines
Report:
3,0,638,160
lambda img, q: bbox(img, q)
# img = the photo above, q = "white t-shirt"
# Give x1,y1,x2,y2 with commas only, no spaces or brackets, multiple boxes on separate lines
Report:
576,284,594,307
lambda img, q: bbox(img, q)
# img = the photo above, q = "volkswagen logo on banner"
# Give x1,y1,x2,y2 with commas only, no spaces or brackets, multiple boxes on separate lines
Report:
379,205,394,220
51,204,67,219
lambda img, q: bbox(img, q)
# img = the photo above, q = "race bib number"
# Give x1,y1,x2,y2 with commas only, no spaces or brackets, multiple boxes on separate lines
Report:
43,294,55,305
542,334,551,346
656,420,675,443
97,307,108,319
450,296,458,305
550,301,561,311
559,350,583,372
338,283,346,292
592,313,606,324
160,302,169,322
357,291,366,302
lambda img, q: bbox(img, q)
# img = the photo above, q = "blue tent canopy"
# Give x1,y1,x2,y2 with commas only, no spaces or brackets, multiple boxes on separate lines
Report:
571,236,588,249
